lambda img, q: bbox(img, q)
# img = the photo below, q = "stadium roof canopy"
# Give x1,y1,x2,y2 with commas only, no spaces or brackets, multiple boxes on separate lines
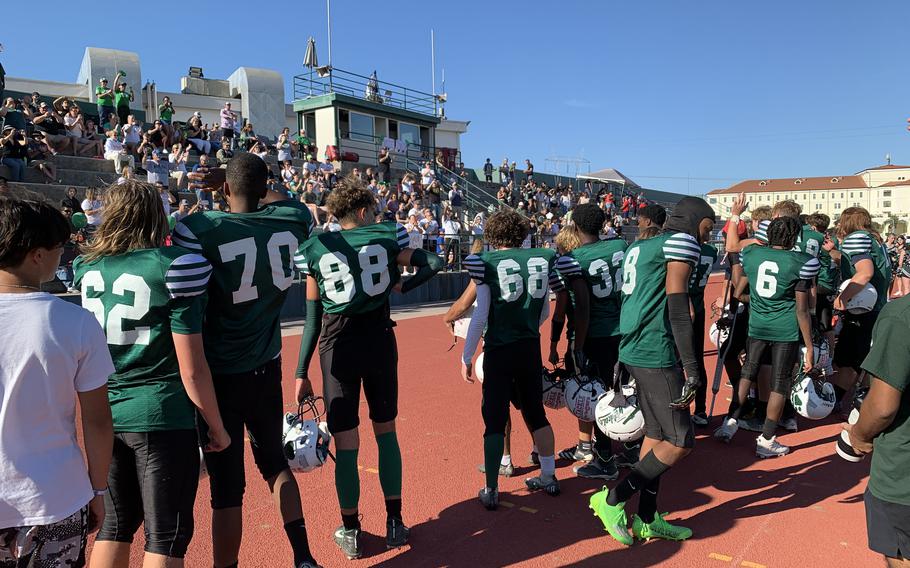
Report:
577,167,640,188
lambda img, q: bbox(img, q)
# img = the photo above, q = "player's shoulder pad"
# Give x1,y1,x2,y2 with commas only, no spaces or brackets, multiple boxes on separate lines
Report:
663,232,701,264
164,250,212,299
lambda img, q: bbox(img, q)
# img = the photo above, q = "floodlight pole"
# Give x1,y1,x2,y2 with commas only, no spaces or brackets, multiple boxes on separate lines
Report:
326,0,333,89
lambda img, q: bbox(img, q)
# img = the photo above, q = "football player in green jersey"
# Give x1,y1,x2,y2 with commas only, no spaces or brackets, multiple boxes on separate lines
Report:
553,204,629,480
689,239,718,426
74,181,229,568
294,178,442,560
824,207,892,406
806,212,839,369
172,154,320,568
591,197,715,546
462,210,564,510
716,217,819,457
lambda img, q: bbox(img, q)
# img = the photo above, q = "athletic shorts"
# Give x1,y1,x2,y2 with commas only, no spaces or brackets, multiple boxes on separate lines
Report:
199,357,288,509
0,507,87,567
584,335,621,388
865,489,910,559
482,338,549,437
97,430,199,557
627,365,695,449
320,327,399,434
741,338,800,395
221,127,234,139
834,310,879,372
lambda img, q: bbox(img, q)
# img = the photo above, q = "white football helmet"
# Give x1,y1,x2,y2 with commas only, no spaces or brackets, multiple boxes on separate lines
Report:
564,374,607,422
595,385,645,442
838,280,878,314
790,371,836,420
283,397,332,473
709,322,729,348
542,367,567,410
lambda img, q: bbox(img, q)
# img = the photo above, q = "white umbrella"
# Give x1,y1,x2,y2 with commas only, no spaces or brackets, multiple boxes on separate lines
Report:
303,37,319,96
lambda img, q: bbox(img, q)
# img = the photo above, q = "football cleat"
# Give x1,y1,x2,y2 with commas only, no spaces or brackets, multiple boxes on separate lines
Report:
713,417,739,443
780,417,799,432
691,412,709,427
738,416,764,433
632,512,692,541
574,457,619,480
477,462,514,477
525,475,561,496
616,442,641,468
558,445,593,462
589,487,633,546
333,526,362,560
386,518,410,549
756,435,790,458
478,487,499,510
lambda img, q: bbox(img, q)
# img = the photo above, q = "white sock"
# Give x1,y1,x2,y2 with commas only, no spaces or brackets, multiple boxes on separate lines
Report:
539,455,556,477
501,454,512,466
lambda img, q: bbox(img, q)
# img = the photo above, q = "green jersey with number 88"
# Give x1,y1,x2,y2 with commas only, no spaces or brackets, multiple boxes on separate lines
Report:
556,239,627,338
464,248,559,349
73,247,212,431
172,200,314,374
295,222,410,316
741,244,820,342
619,232,701,368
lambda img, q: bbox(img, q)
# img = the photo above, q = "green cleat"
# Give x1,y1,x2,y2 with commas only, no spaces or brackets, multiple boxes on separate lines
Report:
632,512,693,542
588,486,633,546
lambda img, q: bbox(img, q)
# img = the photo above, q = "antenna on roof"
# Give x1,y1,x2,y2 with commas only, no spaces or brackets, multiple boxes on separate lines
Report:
886,153,892,165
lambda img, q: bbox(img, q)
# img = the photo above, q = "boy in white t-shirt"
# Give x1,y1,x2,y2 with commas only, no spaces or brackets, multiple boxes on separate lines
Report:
0,198,114,566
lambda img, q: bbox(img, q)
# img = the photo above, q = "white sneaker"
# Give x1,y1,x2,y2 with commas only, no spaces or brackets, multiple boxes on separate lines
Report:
756,435,790,458
780,417,798,432
713,418,738,443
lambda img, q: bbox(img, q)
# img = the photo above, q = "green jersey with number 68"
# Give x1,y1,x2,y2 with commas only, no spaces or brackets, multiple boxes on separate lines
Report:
295,222,409,316
619,232,701,368
688,243,718,314
465,248,559,349
73,247,212,432
556,239,627,338
741,244,820,342
172,200,314,374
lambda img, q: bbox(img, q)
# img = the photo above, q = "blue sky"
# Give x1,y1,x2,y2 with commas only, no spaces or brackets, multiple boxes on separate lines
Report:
3,0,908,195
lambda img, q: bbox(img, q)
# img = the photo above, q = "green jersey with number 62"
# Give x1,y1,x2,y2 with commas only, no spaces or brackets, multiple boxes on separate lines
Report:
295,222,409,316
741,244,820,342
619,232,700,368
839,230,892,313
172,200,314,373
688,243,718,314
465,248,559,349
73,247,211,432
556,239,627,338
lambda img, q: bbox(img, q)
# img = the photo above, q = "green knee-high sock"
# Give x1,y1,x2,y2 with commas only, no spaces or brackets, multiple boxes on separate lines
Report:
335,449,360,510
376,431,402,498
483,434,505,490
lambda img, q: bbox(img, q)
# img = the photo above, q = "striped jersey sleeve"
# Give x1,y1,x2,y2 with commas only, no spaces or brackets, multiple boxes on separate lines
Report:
549,269,565,293
841,232,873,262
165,254,212,298
662,232,701,265
754,220,770,244
799,256,821,281
172,221,202,251
293,243,309,275
395,223,410,249
464,254,486,284
555,254,583,280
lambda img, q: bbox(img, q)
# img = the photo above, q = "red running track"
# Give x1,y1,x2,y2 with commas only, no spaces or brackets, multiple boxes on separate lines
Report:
102,274,877,567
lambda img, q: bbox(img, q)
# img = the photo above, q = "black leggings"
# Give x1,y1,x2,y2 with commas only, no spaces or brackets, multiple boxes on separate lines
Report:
693,310,708,414
585,335,621,457
741,338,800,395
482,339,549,437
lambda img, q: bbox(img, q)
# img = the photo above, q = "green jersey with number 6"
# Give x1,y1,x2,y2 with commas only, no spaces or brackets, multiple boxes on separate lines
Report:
464,248,559,349
73,247,212,432
172,200,314,374
688,243,718,315
556,239,627,338
839,230,892,313
741,244,820,342
619,232,701,368
295,222,409,317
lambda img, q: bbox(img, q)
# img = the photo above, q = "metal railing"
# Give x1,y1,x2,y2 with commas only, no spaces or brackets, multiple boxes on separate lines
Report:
293,68,438,117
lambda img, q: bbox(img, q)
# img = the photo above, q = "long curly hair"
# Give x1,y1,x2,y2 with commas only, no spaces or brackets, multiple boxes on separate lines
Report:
80,181,168,262
485,210,529,248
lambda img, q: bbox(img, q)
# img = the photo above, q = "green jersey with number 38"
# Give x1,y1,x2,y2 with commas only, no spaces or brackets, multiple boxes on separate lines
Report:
741,244,820,342
464,248,559,349
73,247,212,431
688,243,718,314
556,239,627,338
172,200,314,374
619,232,701,368
295,222,409,316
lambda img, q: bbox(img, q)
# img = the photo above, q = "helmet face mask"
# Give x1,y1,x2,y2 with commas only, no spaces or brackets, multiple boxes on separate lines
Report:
542,367,567,410
564,373,607,422
282,397,332,472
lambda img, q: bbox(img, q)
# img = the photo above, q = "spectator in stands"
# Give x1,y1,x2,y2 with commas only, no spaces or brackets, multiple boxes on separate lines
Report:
419,209,440,248
509,161,517,182
24,132,59,183
405,213,422,249
293,128,310,158
1,98,30,132
400,173,415,196
0,198,114,568
185,113,211,155
277,128,293,163
604,191,615,214
525,159,534,181
187,153,214,205
386,191,400,221
32,101,74,155
169,143,191,189
470,212,484,237
499,158,509,181
81,187,103,229
239,122,256,150
121,115,143,156
449,182,464,221
143,150,173,187
280,160,297,188
61,187,82,213
62,106,99,157
116,166,133,185
1,126,28,182
216,142,233,167
154,181,174,215
145,120,168,153
104,130,134,174
483,158,494,183
421,161,436,188
95,76,116,128
169,199,197,223
378,146,392,183
441,206,462,270
158,96,175,125
303,154,318,175
113,77,133,128
249,140,268,161
220,102,236,150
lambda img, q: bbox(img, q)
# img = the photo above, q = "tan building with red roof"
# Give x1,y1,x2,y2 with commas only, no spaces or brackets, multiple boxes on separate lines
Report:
706,164,910,230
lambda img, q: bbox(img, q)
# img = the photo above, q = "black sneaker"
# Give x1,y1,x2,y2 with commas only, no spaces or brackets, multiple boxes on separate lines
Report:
333,526,362,560
574,457,619,480
525,474,561,496
616,443,641,469
479,487,499,510
691,412,709,427
386,518,410,549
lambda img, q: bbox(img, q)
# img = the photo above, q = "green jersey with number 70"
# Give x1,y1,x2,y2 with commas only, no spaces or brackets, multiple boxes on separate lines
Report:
464,248,560,349
172,200,314,374
741,244,820,342
556,239,627,338
294,222,410,315
619,232,701,368
73,246,212,431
